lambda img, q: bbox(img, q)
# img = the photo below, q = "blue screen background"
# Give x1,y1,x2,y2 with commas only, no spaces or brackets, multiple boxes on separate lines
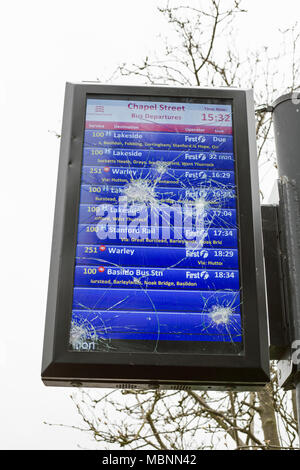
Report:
69,98,242,351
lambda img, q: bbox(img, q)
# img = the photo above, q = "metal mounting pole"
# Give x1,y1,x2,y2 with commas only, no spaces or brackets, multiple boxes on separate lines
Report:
296,383,300,437
273,92,300,444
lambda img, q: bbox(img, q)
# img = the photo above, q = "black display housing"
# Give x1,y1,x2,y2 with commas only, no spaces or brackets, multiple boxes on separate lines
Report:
41,82,269,390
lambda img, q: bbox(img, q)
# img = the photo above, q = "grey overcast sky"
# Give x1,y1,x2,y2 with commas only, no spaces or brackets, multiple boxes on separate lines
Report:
0,0,299,450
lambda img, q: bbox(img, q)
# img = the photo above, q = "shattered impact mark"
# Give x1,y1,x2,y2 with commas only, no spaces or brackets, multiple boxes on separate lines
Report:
122,178,158,204
209,305,234,325
69,320,98,350
193,197,211,217
153,160,171,175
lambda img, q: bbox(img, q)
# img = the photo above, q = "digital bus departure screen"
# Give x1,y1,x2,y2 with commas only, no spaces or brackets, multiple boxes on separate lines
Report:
69,96,242,355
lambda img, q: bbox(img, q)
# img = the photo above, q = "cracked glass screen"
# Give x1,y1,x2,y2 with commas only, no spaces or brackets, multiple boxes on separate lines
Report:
69,95,243,355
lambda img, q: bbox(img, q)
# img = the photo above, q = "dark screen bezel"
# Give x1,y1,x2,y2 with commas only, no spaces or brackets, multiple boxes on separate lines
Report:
41,83,269,387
